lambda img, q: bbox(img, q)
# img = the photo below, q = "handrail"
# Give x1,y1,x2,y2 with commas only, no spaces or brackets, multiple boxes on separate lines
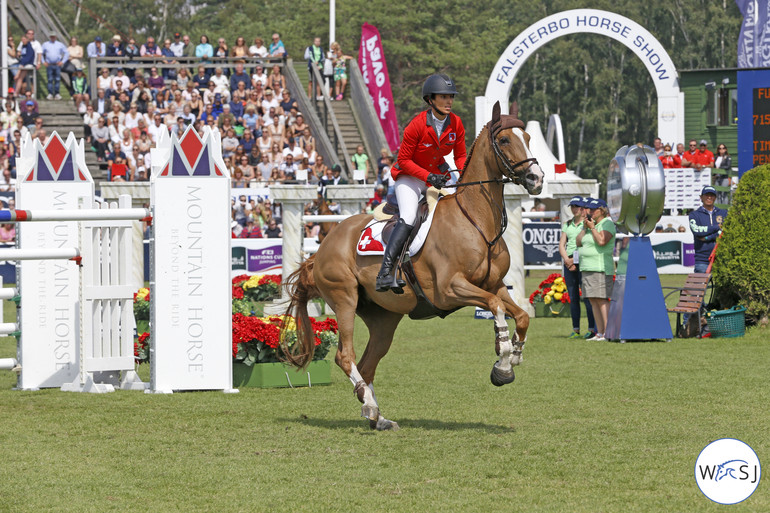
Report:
309,61,352,179
283,59,343,176
348,60,391,180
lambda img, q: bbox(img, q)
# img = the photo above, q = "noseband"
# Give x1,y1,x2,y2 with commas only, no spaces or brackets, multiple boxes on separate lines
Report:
488,117,538,185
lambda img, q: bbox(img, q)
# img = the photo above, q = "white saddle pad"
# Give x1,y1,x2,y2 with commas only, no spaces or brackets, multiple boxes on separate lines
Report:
356,198,441,256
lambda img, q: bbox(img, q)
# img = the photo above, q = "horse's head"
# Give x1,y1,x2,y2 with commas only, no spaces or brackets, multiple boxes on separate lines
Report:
487,101,544,195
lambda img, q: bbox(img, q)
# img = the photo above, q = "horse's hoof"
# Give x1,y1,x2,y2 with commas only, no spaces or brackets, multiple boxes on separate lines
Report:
370,417,400,431
361,404,379,421
490,365,515,387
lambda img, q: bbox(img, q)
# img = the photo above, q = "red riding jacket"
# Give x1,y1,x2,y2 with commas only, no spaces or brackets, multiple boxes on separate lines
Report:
393,110,467,183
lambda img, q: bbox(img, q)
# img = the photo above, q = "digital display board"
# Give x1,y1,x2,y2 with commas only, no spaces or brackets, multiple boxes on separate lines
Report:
737,70,770,177
753,87,770,167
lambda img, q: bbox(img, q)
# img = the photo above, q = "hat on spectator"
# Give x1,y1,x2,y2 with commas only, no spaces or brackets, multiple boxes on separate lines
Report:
94,36,102,42
701,185,717,196
174,32,181,38
587,198,607,209
26,100,34,106
7,87,14,94
332,164,342,173
113,35,121,41
568,195,584,207
699,139,708,146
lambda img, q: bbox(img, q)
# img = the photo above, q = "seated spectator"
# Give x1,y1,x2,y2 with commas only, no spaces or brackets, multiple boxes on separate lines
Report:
97,67,113,97
91,117,111,161
222,128,239,159
128,145,150,177
283,137,307,160
218,103,236,129
659,144,681,168
211,93,225,117
268,141,282,163
236,154,255,181
135,130,152,154
268,65,286,96
0,101,18,135
86,36,106,58
257,129,272,155
297,157,312,184
188,90,202,118
292,112,308,134
240,129,256,154
105,101,125,126
269,166,285,184
135,90,152,113
232,166,248,188
251,67,268,91
169,90,185,118
147,113,164,142
279,89,298,115
268,114,285,144
181,104,196,125
210,68,230,100
313,154,330,183
202,81,218,105
20,101,37,131
193,65,210,92
176,67,191,89
264,218,282,238
230,62,250,91
248,144,262,166
140,36,162,59
106,34,124,57
298,126,315,155
108,115,126,146
269,34,286,58
280,153,298,180
229,91,245,123
124,103,143,129
147,67,165,98
118,128,134,155
110,155,128,181
261,88,279,112
0,167,15,193
243,104,260,133
240,217,263,238
256,152,272,181
0,222,15,242
249,38,268,59
161,39,177,79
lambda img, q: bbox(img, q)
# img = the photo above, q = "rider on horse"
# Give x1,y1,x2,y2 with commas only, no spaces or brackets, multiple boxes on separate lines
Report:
375,73,468,292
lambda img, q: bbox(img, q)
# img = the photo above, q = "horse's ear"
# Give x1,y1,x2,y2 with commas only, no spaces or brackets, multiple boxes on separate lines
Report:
510,101,519,119
492,101,501,124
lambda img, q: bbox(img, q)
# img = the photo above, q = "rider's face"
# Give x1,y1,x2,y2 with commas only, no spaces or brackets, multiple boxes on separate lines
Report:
431,94,454,116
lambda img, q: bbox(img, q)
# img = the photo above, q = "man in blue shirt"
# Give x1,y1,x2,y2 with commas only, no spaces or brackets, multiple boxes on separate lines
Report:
86,36,106,58
41,33,69,100
689,185,727,273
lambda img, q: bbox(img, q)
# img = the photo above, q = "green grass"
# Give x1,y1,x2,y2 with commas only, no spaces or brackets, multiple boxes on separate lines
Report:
0,275,767,512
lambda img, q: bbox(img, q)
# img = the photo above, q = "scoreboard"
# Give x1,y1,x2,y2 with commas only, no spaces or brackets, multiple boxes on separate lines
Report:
738,70,770,176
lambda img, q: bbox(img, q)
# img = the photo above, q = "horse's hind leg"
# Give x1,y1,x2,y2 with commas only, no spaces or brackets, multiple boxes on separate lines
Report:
356,306,403,431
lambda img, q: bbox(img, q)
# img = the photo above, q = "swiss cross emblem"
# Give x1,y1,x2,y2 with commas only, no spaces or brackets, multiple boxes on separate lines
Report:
358,227,383,252
448,132,456,142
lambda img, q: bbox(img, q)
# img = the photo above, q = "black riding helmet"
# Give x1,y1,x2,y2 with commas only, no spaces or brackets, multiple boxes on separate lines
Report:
422,73,458,104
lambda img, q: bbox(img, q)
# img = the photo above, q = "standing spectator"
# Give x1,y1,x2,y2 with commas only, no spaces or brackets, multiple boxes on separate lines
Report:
196,35,214,68
675,142,685,160
652,137,664,157
331,42,353,100
229,62,250,91
268,33,286,58
688,186,726,274
249,38,268,58
14,34,36,95
351,144,370,182
576,198,616,342
86,36,106,59
682,139,715,170
558,196,597,339
161,39,177,79
106,35,124,58
714,144,732,171
41,33,69,100
140,37,162,60
7,35,19,85
658,144,681,169
305,37,324,98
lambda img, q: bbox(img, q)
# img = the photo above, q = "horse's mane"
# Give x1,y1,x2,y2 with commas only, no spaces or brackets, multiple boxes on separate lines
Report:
460,101,525,179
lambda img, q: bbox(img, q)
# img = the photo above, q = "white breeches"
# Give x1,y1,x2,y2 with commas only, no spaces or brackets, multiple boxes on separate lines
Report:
394,174,427,225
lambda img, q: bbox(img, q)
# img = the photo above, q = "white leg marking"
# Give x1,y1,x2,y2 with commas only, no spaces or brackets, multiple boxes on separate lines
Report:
350,364,379,418
494,306,514,374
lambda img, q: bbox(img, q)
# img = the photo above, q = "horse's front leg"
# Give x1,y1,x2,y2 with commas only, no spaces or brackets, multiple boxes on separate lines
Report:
446,279,517,386
495,284,529,367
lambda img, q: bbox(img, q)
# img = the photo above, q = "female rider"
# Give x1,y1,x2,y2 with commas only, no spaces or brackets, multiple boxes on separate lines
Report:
375,74,467,292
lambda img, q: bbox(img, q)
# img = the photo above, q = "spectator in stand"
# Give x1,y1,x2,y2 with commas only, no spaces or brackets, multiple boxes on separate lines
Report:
240,129,256,154
714,144,732,171
214,37,229,66
256,152,272,181
268,65,286,97
280,153,299,181
14,34,36,95
86,36,106,59
269,33,286,58
161,39,177,79
229,91,245,124
658,143,681,169
147,113,164,142
176,67,191,90
124,103,143,130
14,117,28,141
305,37,324,98
105,101,124,125
236,154,255,181
249,37,268,59
232,37,249,59
0,223,16,241
0,166,15,193
231,165,247,188
351,144,370,181
140,37,162,67
170,32,185,58
111,67,130,92
267,141,283,164
7,36,19,85
251,65,268,88
218,103,236,129
683,139,715,170
268,115,285,145
124,38,140,76
195,35,214,68
128,145,150,179
91,116,110,161
210,68,230,101
188,90,202,118
264,217,282,237
376,148,390,184
110,155,128,181
313,154,329,183
211,93,225,117
106,35,124,58
199,103,217,125
181,34,196,72
108,115,125,146
20,101,37,132
193,65,210,92
257,129,272,155
247,144,262,167
298,126,315,155
675,142,685,160
71,69,89,113
222,128,239,160
331,42,353,100
240,218,263,238
66,36,84,73
147,66,165,99
279,89,297,116
262,88,279,114
0,101,18,136
97,67,113,97
243,104,260,133
230,62,250,91
41,33,69,100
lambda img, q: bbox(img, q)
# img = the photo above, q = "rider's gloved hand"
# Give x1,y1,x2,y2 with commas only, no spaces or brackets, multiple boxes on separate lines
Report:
426,173,449,189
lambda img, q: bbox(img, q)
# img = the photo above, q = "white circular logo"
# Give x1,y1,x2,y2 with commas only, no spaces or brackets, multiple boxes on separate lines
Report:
695,438,761,505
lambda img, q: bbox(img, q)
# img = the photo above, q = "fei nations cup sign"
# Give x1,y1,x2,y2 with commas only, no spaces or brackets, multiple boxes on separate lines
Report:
476,9,684,147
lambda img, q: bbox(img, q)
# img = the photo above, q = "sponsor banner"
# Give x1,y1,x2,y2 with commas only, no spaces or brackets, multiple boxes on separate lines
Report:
652,240,682,268
523,222,562,265
247,244,282,273
736,0,770,68
359,23,400,153
682,242,695,267
231,246,246,270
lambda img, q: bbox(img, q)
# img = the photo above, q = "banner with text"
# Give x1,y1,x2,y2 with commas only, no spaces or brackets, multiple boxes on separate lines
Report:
736,0,770,68
359,23,400,153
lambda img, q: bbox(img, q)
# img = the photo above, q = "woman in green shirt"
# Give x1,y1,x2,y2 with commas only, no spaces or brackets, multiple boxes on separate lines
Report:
558,196,596,339
576,198,616,341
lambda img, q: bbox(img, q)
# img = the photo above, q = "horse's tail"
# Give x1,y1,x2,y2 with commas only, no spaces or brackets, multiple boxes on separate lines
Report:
281,255,321,369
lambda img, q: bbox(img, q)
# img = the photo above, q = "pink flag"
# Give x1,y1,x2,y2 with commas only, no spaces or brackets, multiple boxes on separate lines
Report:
358,23,400,153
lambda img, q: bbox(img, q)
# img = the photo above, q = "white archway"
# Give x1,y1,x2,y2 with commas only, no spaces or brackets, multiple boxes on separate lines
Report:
475,9,684,147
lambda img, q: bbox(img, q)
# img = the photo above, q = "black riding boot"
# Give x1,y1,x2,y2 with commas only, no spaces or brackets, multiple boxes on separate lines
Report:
375,219,412,293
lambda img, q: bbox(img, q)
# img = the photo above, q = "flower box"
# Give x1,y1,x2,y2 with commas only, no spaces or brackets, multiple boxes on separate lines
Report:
533,300,571,318
232,360,331,388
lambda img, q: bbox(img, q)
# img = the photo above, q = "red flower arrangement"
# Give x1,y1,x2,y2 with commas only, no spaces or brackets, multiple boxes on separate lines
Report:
529,273,571,305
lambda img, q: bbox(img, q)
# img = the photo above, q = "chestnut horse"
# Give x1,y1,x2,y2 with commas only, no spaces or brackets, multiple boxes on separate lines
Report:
282,102,544,430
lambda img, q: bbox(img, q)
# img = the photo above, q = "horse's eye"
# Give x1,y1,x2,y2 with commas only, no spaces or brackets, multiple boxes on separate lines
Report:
499,137,510,145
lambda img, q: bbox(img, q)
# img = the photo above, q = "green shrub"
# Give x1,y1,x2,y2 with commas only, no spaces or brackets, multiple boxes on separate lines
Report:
712,164,770,326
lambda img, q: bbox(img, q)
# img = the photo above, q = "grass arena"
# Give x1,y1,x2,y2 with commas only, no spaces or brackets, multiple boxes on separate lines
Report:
1,270,766,512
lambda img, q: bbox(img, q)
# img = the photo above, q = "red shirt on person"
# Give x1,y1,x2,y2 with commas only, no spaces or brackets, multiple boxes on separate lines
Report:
394,110,466,183
659,153,681,168
693,149,715,167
